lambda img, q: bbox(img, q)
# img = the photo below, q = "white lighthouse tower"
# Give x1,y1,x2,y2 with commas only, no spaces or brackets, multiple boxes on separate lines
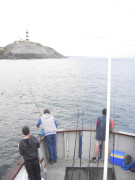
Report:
26,30,29,41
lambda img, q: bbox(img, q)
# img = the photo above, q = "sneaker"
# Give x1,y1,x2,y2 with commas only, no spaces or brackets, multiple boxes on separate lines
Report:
92,157,97,163
49,160,54,164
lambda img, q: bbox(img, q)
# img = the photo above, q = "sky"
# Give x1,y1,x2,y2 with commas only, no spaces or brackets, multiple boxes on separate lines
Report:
0,0,135,57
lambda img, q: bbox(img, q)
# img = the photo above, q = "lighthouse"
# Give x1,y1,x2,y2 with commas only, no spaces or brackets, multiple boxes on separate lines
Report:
26,30,29,41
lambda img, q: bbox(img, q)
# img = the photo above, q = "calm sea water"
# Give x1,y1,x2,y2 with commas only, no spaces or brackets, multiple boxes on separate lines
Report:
0,58,135,178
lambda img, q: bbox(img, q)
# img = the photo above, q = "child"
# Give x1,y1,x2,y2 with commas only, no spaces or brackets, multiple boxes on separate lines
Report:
19,126,41,180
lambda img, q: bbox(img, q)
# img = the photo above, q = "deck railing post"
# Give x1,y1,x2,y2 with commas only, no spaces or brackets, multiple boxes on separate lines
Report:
103,57,111,180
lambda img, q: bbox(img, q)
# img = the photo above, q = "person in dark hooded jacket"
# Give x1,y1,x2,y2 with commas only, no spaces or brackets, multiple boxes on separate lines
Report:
19,126,41,180
92,108,113,163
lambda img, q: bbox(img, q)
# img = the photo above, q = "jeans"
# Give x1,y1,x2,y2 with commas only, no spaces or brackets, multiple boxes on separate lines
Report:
46,134,57,162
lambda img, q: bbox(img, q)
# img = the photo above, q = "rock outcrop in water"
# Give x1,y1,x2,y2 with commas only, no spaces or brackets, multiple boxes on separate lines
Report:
0,41,66,59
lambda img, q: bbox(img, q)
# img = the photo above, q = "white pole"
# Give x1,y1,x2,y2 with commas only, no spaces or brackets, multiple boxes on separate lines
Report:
103,57,111,180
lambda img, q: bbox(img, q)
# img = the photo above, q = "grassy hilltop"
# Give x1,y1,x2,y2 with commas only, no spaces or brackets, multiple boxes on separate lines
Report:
0,41,66,59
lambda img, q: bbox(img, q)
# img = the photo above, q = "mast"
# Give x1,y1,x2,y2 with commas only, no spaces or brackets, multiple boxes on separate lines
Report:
103,57,111,180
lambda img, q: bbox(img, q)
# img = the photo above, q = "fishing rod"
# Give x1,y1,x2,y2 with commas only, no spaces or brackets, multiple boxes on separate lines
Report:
72,109,80,167
96,116,103,180
0,91,4,95
96,146,100,180
78,110,84,180
71,109,80,180
112,101,115,180
87,120,92,180
80,110,84,168
0,145,18,149
29,89,42,116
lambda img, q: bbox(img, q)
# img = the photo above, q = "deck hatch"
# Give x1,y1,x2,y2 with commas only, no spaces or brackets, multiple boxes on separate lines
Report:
64,167,116,180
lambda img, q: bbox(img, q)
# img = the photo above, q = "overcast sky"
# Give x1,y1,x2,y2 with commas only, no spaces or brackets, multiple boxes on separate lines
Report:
0,0,135,57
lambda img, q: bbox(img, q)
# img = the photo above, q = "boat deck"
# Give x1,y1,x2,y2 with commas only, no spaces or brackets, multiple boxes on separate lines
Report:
42,158,135,180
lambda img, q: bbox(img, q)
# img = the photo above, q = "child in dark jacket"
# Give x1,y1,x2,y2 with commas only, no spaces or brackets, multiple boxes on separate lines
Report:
19,126,41,180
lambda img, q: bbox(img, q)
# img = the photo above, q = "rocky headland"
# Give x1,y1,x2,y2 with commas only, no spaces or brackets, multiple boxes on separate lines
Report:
0,41,66,59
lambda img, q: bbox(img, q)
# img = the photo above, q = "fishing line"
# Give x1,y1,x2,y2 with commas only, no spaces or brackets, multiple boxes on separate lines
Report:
0,133,26,150
29,88,42,116
0,144,19,164
2,80,24,153
1,84,42,168
0,152,19,165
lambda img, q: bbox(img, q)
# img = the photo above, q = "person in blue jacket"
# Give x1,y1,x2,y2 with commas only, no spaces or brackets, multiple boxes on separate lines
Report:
36,109,58,164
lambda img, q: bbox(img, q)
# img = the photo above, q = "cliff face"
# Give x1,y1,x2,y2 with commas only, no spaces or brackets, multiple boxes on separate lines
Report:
0,41,66,59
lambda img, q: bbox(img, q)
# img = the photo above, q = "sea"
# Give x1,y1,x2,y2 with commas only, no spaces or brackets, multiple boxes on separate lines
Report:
0,57,135,179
